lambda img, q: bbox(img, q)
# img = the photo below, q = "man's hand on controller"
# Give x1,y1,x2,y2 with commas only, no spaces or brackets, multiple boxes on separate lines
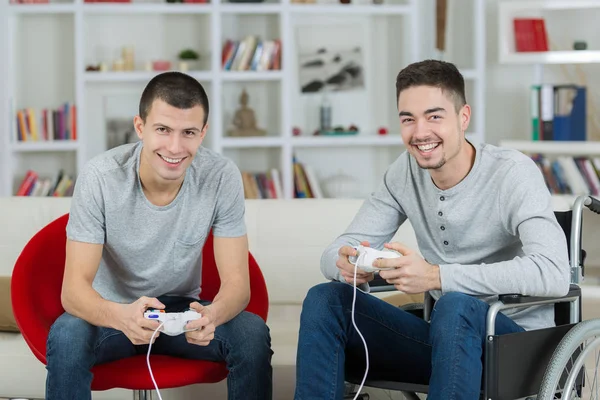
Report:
337,241,374,286
184,302,216,347
118,296,166,345
375,242,441,294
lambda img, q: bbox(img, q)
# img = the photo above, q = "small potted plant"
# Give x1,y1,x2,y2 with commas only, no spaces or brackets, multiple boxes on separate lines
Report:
178,49,200,72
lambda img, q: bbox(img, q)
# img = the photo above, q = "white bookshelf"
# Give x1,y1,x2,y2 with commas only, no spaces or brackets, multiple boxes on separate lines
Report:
499,140,600,156
498,0,600,66
497,1,600,204
10,141,81,152
1,0,487,199
500,51,600,65
499,140,600,204
291,135,404,148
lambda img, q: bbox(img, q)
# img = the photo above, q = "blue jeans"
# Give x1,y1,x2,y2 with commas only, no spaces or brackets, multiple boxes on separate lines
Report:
294,282,526,400
46,295,273,400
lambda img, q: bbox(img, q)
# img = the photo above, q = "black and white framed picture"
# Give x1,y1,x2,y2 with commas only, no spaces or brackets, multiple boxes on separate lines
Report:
298,46,365,93
295,23,366,94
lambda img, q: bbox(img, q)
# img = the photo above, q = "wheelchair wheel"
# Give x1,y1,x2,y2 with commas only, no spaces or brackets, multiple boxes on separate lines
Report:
538,319,600,399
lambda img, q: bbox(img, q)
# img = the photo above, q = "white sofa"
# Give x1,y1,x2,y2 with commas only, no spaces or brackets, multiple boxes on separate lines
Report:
1,196,600,400
0,197,421,400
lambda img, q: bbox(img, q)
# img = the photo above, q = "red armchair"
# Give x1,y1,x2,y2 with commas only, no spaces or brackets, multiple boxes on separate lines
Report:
11,213,269,395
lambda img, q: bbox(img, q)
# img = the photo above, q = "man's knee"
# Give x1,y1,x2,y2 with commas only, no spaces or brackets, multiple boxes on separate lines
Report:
47,313,96,363
302,281,351,315
223,311,272,364
430,292,487,332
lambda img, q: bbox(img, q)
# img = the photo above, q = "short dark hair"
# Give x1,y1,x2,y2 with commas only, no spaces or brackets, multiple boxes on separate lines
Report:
139,71,209,126
395,59,466,112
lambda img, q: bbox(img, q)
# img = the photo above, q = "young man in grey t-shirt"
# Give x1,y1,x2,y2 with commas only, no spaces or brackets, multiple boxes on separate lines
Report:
294,60,570,400
45,72,272,399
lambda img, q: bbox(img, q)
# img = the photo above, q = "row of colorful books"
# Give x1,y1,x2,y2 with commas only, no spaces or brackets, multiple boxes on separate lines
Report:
241,169,283,199
15,169,74,197
15,103,77,142
530,85,586,141
293,158,323,199
531,154,600,196
222,36,282,72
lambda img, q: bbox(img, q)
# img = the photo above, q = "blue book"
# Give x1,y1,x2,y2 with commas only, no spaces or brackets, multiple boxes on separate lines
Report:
553,85,586,141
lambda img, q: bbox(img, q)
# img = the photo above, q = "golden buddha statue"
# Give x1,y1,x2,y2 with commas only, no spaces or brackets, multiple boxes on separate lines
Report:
227,89,266,137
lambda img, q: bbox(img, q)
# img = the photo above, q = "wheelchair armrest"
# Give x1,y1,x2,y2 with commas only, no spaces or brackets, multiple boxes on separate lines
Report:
587,196,600,214
498,284,581,305
368,274,396,293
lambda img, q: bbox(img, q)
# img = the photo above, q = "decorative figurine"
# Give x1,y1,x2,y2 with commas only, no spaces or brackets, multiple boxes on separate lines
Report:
227,89,266,137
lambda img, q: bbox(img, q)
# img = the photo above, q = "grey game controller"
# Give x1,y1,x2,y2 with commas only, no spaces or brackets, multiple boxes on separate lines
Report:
143,308,201,336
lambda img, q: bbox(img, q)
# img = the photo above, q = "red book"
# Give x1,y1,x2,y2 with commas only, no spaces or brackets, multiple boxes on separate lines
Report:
513,18,537,52
532,18,548,51
16,170,38,196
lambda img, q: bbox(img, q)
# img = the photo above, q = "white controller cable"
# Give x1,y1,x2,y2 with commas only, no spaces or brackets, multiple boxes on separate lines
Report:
147,321,166,400
349,250,369,400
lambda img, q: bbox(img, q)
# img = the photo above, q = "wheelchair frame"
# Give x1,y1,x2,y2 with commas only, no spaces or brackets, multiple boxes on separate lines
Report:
347,195,600,400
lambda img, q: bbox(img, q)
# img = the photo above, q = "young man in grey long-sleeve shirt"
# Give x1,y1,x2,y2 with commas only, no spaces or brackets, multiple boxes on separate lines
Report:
293,60,570,400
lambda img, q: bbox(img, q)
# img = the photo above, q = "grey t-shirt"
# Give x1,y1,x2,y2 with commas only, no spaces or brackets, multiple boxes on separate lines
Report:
321,142,571,331
66,141,246,303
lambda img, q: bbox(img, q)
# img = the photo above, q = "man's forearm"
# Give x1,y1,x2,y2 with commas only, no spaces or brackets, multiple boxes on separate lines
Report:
62,284,121,329
206,280,250,327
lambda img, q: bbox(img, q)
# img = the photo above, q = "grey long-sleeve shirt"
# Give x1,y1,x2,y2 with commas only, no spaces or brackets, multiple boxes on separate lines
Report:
321,142,571,331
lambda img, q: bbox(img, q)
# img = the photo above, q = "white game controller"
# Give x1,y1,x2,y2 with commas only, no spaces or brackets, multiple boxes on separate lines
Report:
144,309,202,336
348,245,402,273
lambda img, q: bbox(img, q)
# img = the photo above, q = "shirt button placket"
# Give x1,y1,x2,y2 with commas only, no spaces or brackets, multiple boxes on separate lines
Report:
439,195,448,247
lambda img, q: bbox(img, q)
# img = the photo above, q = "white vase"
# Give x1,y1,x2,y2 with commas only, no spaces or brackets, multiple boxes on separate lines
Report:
179,60,199,72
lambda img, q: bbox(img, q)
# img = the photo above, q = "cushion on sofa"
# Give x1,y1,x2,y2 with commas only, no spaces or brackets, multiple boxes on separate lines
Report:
0,277,19,332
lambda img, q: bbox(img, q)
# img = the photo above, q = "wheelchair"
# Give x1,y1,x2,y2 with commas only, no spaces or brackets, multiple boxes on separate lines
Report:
345,194,600,400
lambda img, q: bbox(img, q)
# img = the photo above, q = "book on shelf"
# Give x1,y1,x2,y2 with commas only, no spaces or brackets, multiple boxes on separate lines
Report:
530,154,600,197
14,103,77,142
530,85,586,141
222,36,282,72
241,169,283,199
293,157,323,199
513,18,548,52
15,169,74,197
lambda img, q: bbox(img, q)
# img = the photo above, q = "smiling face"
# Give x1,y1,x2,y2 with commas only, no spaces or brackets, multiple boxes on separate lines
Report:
133,98,208,187
397,85,470,171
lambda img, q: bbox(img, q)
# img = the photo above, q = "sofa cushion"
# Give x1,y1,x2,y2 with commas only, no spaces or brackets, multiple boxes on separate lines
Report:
0,277,19,332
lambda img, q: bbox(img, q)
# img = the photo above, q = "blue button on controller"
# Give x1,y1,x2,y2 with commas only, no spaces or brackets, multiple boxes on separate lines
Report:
148,315,158,318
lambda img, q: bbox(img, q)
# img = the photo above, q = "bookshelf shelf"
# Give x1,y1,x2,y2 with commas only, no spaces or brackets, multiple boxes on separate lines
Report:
8,3,75,14
288,4,411,15
221,137,284,148
84,71,213,83
219,71,283,82
291,135,404,148
500,140,600,156
499,0,600,12
82,3,213,15
219,4,282,14
500,51,600,65
10,141,79,153
498,0,600,66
